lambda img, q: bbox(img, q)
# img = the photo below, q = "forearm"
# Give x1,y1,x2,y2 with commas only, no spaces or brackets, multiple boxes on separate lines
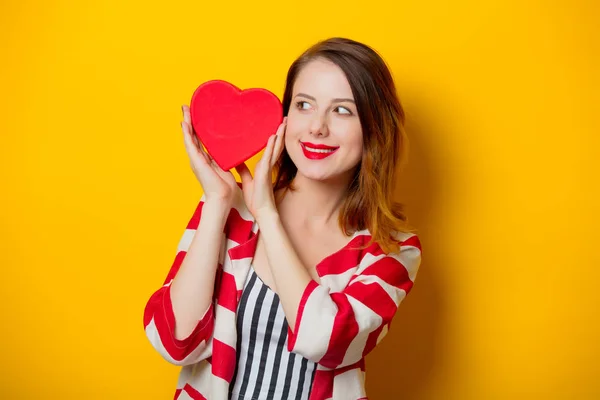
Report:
257,211,312,331
170,200,230,340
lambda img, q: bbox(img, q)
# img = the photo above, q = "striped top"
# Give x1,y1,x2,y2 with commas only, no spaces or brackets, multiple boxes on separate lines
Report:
229,265,317,400
143,187,422,400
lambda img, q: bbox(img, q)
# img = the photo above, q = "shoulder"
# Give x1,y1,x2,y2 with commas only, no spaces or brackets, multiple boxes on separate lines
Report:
389,231,422,281
356,229,422,259
392,231,422,259
354,230,422,283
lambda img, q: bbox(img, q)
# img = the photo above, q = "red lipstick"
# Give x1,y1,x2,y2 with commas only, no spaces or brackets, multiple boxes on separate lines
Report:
300,142,339,160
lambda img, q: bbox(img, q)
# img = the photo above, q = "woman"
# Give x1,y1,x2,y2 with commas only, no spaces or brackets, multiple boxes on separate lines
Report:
144,37,422,400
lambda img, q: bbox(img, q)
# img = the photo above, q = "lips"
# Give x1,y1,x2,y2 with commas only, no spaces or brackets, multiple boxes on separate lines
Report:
301,142,339,150
300,142,339,160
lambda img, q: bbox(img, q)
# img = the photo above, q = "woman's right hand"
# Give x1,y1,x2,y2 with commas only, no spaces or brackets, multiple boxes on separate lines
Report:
181,104,238,206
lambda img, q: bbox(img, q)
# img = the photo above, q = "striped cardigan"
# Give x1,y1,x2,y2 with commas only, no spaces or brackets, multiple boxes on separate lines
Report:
143,186,422,400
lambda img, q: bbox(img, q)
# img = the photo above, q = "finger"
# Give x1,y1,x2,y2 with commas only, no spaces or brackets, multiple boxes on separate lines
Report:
235,162,253,188
191,134,202,150
191,131,210,161
182,105,203,151
183,121,206,155
196,140,212,164
182,121,209,164
182,104,192,125
181,121,199,160
182,105,195,141
261,134,276,169
181,121,200,157
271,119,287,166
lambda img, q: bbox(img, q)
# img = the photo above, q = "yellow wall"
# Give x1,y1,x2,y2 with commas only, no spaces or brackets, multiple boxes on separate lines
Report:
1,0,598,398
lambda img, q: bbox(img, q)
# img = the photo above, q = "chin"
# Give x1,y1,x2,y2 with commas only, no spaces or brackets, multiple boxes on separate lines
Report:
295,162,357,184
287,146,361,184
296,168,336,182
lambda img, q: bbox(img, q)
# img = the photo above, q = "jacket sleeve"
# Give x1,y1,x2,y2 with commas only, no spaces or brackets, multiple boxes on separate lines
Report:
143,194,216,366
287,233,422,369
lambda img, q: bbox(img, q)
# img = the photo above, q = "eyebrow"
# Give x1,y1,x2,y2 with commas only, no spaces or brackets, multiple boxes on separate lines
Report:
295,93,355,104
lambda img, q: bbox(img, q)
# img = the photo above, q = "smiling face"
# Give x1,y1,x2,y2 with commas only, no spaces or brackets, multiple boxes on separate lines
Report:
284,58,364,183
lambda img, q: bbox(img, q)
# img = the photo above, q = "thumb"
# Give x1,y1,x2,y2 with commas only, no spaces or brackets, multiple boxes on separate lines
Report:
235,163,253,188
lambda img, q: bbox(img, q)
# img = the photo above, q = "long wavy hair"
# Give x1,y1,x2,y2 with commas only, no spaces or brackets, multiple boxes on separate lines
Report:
274,37,416,253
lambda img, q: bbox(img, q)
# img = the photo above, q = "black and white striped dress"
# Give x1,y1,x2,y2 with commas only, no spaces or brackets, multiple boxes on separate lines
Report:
228,264,317,400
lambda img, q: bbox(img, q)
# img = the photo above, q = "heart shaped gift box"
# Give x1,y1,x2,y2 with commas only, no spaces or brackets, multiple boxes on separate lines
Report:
190,80,284,171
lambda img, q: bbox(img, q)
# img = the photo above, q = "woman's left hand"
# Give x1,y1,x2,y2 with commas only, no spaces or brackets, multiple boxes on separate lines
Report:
235,117,287,221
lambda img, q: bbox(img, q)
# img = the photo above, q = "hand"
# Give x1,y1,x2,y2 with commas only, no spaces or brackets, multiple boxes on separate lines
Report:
181,105,238,206
235,117,287,221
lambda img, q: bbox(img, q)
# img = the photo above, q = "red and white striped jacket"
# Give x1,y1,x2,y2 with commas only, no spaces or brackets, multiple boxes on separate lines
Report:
143,185,422,400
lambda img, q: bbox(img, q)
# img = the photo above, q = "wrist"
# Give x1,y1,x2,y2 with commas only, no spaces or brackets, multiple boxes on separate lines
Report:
203,199,232,224
256,207,280,227
204,197,232,212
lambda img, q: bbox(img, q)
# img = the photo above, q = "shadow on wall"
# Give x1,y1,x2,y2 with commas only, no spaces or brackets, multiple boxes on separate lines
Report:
365,99,446,400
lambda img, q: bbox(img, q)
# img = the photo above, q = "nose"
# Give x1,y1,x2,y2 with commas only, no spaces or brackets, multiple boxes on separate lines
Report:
309,112,329,137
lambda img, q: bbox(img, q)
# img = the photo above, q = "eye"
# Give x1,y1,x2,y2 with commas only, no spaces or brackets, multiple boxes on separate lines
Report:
295,101,311,110
335,106,353,115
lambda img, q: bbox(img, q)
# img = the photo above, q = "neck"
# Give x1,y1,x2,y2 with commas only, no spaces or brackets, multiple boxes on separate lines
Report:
277,171,354,230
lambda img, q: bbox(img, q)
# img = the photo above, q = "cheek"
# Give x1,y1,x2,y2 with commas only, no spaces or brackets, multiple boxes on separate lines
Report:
284,126,299,143
346,133,364,164
284,130,300,154
284,116,307,143
288,106,316,126
353,133,364,152
286,115,309,134
335,122,363,152
348,121,364,150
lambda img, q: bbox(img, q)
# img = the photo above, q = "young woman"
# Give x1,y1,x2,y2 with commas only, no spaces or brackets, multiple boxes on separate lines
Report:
144,37,422,400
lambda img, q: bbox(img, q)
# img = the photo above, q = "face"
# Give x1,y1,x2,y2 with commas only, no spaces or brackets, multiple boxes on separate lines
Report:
285,58,363,183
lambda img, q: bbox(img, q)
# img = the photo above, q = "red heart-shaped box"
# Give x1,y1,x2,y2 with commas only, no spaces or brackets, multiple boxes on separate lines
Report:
190,80,283,171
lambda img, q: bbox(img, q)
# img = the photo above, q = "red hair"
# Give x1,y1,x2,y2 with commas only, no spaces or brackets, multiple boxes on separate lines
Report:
274,37,416,253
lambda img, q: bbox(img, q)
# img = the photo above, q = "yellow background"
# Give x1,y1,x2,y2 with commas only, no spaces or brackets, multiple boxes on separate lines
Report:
1,0,598,399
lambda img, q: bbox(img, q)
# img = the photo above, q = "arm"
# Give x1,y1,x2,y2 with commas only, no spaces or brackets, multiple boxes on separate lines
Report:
143,195,230,366
255,211,312,330
258,211,422,369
